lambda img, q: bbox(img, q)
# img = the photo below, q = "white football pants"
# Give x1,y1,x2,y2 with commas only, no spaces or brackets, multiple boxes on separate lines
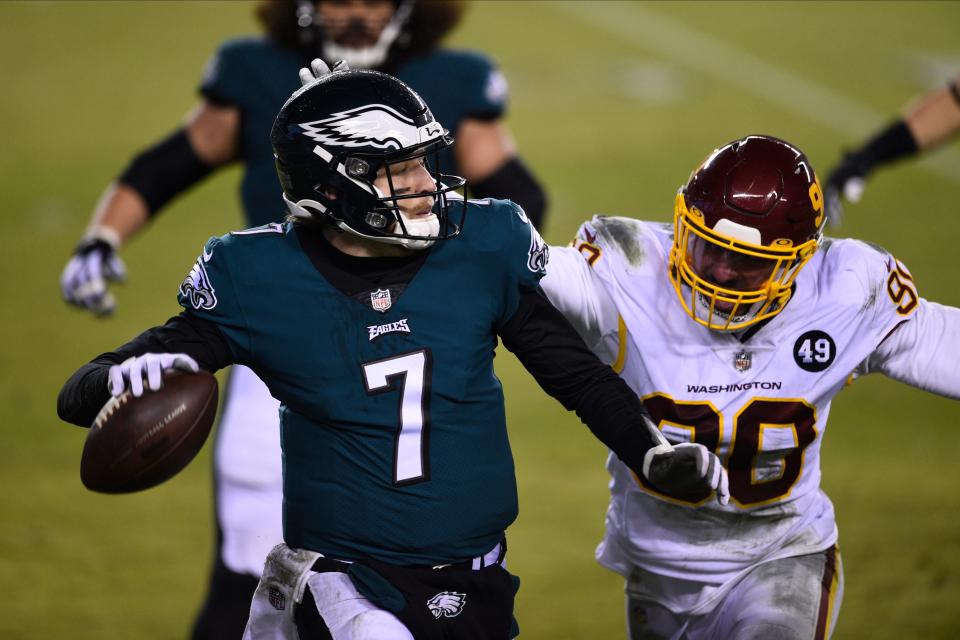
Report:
215,365,284,576
626,546,843,640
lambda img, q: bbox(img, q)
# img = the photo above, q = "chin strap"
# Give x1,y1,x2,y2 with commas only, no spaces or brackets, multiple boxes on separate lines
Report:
284,194,438,251
395,215,439,250
334,216,438,251
284,194,328,219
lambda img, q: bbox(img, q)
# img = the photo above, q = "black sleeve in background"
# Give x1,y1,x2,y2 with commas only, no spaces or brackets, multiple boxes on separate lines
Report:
199,87,239,108
498,287,656,474
56,312,234,428
117,128,216,216
470,156,548,230
854,119,920,174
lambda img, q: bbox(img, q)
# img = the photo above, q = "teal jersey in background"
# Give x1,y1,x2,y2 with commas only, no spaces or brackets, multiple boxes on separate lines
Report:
200,37,508,227
177,199,546,565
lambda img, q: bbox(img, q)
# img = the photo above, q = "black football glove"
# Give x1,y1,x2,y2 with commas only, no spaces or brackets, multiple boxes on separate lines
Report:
824,150,872,228
643,442,730,505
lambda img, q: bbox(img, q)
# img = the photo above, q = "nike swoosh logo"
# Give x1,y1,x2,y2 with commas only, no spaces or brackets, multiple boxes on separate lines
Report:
202,247,213,263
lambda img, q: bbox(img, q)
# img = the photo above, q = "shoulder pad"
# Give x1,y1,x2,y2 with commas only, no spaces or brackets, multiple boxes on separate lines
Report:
817,237,919,316
418,48,498,73
575,216,664,269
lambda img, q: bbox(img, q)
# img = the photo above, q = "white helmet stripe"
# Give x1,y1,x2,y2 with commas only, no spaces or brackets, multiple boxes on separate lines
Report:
310,144,383,198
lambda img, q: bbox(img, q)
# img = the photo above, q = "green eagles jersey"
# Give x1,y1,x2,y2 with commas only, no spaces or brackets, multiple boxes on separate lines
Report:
200,38,508,227
177,199,547,565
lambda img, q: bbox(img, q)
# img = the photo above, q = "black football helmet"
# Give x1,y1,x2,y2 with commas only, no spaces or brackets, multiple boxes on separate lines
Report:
669,135,826,331
271,68,465,249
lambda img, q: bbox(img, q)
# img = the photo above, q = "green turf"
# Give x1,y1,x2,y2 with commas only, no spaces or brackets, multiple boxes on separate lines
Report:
2,1,959,638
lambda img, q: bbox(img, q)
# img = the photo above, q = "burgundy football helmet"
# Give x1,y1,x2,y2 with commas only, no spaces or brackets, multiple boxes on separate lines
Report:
668,135,826,330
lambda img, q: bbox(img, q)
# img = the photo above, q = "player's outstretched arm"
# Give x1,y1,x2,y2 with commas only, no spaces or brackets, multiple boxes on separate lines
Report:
500,287,728,504
57,312,233,427
60,101,239,316
858,300,960,399
825,74,960,223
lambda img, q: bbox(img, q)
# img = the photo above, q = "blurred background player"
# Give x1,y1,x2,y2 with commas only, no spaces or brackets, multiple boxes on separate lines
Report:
57,64,724,640
542,135,960,639
825,72,960,222
57,1,547,638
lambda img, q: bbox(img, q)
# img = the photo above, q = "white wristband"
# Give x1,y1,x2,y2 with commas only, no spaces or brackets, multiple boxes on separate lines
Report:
82,225,122,250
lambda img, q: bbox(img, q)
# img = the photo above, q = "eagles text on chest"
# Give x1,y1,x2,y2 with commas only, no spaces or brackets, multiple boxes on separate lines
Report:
368,318,411,341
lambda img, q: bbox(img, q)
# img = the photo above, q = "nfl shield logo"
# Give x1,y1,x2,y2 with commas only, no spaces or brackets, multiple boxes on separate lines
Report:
268,587,286,611
734,351,752,372
371,288,392,313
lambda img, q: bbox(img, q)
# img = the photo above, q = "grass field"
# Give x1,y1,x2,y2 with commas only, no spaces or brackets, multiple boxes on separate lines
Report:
2,1,959,638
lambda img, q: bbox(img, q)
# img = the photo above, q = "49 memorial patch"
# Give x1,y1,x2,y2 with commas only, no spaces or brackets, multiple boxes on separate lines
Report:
793,330,836,372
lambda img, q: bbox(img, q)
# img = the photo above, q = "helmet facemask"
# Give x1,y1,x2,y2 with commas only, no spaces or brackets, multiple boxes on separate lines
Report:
340,137,466,249
297,0,415,70
667,135,826,332
669,193,818,331
282,132,466,251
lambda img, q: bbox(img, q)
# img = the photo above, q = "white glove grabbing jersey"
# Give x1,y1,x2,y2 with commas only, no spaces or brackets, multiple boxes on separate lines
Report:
643,441,730,506
542,216,960,594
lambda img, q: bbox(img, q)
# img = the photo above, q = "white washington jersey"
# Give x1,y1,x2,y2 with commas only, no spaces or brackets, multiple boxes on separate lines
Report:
542,216,932,588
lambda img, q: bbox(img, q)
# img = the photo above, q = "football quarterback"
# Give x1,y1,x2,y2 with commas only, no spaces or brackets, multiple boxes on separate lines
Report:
58,67,724,640
543,135,960,639
57,2,547,637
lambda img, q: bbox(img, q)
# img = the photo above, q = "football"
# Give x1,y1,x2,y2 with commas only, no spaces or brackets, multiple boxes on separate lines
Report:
81,370,218,493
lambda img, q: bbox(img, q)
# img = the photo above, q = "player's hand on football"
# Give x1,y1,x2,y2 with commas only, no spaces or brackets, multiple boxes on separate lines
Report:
61,228,127,316
824,151,871,227
643,442,730,506
108,353,199,398
298,58,350,86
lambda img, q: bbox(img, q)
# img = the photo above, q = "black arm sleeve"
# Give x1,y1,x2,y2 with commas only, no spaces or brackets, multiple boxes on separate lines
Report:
471,156,548,230
57,312,233,427
499,287,656,473
117,128,216,215
854,119,920,174
950,79,960,108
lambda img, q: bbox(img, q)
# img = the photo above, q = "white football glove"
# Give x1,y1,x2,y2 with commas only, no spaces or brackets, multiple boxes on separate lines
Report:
108,353,199,398
298,58,350,86
61,227,127,316
642,442,730,506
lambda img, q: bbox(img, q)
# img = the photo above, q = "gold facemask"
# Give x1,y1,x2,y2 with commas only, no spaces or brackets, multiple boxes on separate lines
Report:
668,193,819,331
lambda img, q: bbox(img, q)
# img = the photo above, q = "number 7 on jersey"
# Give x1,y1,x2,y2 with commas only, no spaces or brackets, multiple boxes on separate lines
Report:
362,349,432,485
